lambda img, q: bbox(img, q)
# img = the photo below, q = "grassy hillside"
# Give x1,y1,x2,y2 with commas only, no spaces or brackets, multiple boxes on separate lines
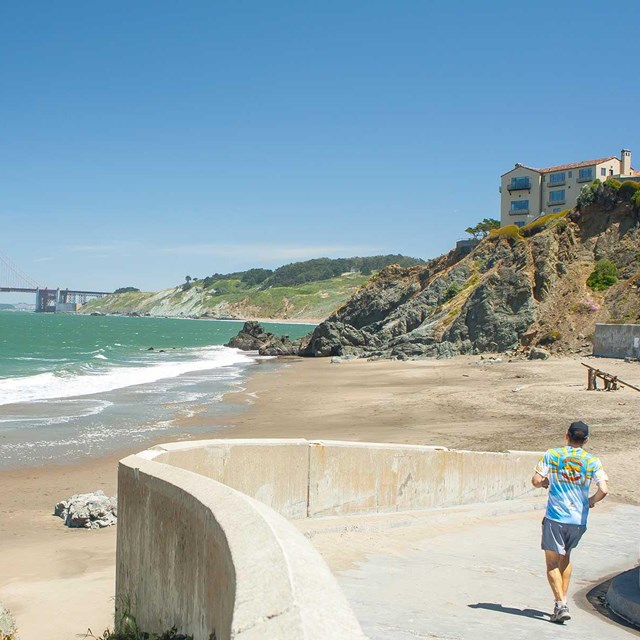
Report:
82,272,372,320
82,254,424,320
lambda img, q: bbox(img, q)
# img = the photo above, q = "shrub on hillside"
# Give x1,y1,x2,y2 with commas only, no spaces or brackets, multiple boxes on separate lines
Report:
577,179,621,211
489,225,521,241
573,297,600,313
618,180,640,201
241,268,273,286
519,211,569,237
538,330,561,345
587,259,618,291
632,189,640,210
114,287,140,294
576,184,596,209
444,283,462,301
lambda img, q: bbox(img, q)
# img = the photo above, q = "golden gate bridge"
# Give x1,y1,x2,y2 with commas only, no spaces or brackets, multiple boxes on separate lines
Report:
0,251,111,312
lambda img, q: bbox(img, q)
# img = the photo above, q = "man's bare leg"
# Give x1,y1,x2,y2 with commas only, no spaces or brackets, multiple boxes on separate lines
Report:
544,550,566,601
560,552,572,600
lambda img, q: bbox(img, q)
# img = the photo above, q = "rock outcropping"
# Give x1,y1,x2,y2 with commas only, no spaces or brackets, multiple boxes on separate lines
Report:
229,191,640,360
226,321,310,356
55,490,118,529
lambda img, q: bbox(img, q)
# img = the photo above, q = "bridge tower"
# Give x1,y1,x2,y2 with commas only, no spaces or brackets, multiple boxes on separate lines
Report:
35,288,58,312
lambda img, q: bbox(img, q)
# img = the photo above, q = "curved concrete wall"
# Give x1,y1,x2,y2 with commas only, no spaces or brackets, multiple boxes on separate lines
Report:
117,439,542,639
117,454,366,640
145,439,541,518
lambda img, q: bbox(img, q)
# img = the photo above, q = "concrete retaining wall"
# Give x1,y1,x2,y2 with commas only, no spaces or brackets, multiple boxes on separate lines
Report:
117,454,366,640
145,438,310,519
307,441,539,516
146,439,541,518
593,323,640,359
118,439,542,639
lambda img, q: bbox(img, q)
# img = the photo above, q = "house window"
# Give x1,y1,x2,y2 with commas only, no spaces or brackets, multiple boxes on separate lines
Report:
578,167,593,182
510,176,531,190
514,220,525,227
549,172,566,186
601,167,607,176
510,200,529,214
568,171,572,178
549,190,565,204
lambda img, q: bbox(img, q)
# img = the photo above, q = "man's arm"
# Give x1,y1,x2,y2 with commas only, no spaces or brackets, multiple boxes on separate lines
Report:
531,472,549,489
589,479,608,508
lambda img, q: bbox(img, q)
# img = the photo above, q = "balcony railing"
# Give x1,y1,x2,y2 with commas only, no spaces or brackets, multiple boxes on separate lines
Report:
509,209,529,216
576,173,594,183
547,199,565,206
508,180,531,192
548,178,566,187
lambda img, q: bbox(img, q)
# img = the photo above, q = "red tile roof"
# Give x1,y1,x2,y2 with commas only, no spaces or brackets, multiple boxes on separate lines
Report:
501,156,622,178
537,156,618,173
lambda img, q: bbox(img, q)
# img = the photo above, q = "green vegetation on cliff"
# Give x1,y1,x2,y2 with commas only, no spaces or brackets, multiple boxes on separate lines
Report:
83,255,423,320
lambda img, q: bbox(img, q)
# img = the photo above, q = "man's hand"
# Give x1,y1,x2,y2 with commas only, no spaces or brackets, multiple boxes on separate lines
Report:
589,481,608,508
531,472,549,489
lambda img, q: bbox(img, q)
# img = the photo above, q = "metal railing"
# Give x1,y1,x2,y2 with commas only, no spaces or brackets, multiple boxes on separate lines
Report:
508,179,531,191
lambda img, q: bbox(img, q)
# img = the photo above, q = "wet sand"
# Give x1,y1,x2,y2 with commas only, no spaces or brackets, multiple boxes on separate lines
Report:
1,354,638,638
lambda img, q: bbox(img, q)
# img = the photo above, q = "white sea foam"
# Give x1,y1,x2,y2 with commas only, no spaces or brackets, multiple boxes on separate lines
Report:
0,347,255,406
0,399,113,426
93,354,108,360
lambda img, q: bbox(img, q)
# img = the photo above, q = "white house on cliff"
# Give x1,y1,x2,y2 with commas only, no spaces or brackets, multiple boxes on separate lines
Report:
500,149,637,227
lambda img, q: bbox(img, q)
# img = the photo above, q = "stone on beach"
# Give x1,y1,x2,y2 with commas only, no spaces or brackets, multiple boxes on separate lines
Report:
0,604,18,639
528,346,550,360
54,489,117,529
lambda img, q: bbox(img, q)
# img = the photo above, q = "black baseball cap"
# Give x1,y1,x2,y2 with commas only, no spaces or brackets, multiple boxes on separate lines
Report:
568,420,589,439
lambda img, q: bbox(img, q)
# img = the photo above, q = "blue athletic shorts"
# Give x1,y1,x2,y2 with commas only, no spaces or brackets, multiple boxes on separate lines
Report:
541,517,586,555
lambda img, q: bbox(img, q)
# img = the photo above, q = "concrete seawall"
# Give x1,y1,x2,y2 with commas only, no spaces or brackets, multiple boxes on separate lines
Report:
117,453,367,640
117,439,542,639
593,323,640,359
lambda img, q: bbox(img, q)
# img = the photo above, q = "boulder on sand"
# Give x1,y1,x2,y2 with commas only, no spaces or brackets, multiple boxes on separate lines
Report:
529,347,550,360
0,604,18,639
54,490,117,529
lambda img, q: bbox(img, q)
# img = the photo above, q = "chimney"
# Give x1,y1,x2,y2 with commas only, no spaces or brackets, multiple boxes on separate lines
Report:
621,149,631,176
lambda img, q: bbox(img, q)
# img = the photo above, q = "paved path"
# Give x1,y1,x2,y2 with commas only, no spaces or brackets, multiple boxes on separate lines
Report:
301,499,640,639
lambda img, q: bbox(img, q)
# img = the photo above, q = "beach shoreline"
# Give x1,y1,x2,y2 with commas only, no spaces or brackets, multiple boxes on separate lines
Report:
1,354,639,638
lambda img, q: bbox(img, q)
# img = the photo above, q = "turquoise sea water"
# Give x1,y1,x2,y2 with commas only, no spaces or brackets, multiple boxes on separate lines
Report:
0,312,313,469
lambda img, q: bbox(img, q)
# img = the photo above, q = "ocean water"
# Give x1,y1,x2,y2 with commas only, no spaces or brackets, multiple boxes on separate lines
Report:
0,312,313,469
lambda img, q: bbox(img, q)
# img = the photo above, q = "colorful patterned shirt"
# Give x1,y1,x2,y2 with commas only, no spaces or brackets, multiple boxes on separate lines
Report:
534,447,608,526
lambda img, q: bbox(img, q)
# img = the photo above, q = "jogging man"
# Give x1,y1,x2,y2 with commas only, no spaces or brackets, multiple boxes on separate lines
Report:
531,420,609,624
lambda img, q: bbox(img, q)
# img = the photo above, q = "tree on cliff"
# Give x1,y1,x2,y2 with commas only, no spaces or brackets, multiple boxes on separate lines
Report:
465,218,500,240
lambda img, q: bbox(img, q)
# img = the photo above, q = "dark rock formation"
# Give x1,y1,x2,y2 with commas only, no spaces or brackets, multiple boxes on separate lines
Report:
529,347,550,360
226,321,309,356
227,201,640,360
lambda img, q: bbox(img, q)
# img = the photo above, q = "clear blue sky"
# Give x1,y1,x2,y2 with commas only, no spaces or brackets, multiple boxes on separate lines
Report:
1,0,638,299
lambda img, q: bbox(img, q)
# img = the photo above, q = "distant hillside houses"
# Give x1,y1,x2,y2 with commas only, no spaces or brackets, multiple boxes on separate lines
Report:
500,148,639,227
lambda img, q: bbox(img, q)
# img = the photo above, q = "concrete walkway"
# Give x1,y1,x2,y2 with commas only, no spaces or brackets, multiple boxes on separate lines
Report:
300,499,640,640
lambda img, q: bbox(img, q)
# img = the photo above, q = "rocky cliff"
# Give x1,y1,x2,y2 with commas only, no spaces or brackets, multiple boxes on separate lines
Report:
299,190,640,359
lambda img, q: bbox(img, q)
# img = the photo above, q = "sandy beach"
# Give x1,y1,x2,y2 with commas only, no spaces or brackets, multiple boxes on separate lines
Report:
1,354,639,638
